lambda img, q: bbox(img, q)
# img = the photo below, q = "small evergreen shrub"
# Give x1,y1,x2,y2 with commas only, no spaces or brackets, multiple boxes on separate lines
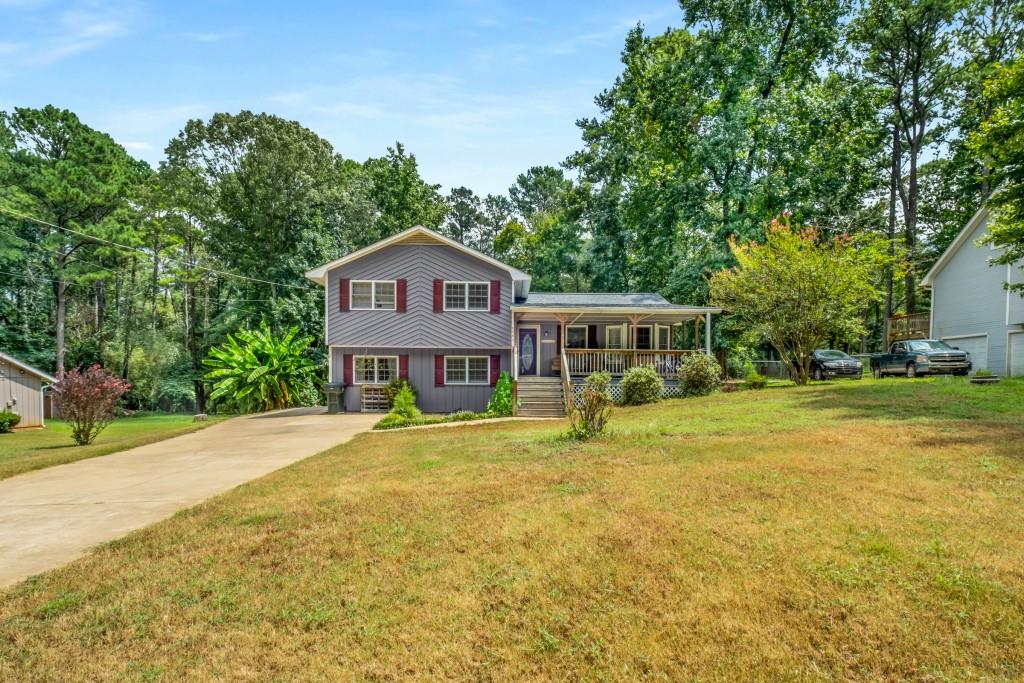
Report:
745,370,768,390
390,385,421,420
0,411,21,433
678,354,723,397
486,371,514,416
619,365,664,405
384,378,416,408
568,371,612,440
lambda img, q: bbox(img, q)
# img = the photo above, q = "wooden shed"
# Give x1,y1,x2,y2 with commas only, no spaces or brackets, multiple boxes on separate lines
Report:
0,352,57,429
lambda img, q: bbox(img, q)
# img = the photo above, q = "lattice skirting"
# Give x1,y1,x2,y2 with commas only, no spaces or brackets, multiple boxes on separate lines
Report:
571,382,685,407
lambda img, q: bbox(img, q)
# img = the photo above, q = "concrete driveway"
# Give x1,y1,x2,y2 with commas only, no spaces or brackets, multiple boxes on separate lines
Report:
0,408,378,588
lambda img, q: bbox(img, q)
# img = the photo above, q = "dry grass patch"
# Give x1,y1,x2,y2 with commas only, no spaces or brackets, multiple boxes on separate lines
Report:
1,378,1023,681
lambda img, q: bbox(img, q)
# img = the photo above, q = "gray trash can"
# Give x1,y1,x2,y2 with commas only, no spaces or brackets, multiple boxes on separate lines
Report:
324,383,346,414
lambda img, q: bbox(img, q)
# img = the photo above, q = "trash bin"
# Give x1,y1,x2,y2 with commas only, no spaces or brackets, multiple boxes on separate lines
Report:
324,382,346,414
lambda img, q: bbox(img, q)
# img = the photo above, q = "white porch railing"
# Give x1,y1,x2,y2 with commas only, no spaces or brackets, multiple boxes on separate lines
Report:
564,349,698,378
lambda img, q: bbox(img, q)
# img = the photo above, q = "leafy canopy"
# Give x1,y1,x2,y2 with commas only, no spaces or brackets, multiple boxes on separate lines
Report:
711,217,891,385
204,323,319,413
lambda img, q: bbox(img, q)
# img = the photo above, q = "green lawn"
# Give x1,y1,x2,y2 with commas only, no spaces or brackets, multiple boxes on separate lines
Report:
1,377,1022,681
0,414,225,481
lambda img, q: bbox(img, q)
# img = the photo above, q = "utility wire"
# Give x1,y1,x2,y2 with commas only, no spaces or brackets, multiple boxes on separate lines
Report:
0,207,312,291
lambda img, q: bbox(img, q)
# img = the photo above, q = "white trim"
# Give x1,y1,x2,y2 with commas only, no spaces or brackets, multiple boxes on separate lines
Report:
350,279,396,311
1008,330,1024,377
516,325,540,376
305,225,531,286
0,352,57,384
939,332,988,342
922,207,989,288
565,324,588,349
443,280,490,311
351,355,399,385
444,355,490,385
655,324,672,350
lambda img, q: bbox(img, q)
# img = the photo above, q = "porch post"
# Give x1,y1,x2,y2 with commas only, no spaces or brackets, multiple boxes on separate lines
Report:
705,312,712,356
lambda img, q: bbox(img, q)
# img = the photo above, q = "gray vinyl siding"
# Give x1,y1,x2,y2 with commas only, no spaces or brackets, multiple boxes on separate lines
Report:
332,347,509,413
0,359,46,428
325,243,513,349
931,213,1019,376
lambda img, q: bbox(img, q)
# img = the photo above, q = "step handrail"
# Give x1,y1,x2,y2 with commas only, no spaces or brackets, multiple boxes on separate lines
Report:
560,347,572,416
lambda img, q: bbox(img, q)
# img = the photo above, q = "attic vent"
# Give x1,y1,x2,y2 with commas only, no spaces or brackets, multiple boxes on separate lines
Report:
395,233,442,246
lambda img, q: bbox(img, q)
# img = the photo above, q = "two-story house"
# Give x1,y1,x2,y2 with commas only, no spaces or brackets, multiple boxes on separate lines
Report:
922,208,1024,377
305,226,720,415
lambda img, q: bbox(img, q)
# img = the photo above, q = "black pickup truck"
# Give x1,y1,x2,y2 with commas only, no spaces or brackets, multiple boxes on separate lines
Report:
870,339,972,378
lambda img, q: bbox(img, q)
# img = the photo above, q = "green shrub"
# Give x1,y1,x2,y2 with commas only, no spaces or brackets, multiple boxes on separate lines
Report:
0,411,21,433
568,371,613,440
390,385,421,420
974,368,993,378
678,354,723,396
619,365,664,405
745,370,768,390
375,413,416,430
384,378,416,408
486,371,514,416
448,410,481,422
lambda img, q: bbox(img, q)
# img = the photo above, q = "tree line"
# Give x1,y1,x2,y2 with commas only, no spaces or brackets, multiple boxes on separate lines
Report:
2,0,1022,412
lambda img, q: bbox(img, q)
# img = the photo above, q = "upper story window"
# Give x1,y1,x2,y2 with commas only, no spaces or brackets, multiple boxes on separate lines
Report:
444,281,489,311
351,280,395,310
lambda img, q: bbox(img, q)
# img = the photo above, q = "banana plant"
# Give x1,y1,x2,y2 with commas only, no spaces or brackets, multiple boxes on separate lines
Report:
204,322,319,412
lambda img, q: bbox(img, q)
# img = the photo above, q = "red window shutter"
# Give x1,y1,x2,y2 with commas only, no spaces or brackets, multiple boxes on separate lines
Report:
396,279,407,313
434,355,445,386
339,278,349,312
343,354,353,385
399,355,409,380
490,279,501,314
433,279,443,313
490,354,500,386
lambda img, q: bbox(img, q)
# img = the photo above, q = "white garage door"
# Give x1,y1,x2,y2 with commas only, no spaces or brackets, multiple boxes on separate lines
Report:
945,335,988,374
1010,333,1024,377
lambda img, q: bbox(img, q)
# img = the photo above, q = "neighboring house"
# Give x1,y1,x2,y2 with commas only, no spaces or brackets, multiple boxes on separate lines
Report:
306,226,719,415
0,352,57,428
922,207,1024,376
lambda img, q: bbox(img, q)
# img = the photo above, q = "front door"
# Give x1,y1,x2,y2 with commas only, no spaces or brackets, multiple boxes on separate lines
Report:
518,327,538,375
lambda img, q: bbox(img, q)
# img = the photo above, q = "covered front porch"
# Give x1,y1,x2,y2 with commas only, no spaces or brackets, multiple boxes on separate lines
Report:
510,294,719,381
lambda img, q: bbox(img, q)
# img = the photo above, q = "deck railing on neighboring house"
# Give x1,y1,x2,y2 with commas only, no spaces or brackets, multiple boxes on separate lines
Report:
887,312,930,345
564,349,699,379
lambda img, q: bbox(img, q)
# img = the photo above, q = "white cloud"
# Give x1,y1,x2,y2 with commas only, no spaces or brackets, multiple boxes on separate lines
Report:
8,1,139,67
182,30,240,43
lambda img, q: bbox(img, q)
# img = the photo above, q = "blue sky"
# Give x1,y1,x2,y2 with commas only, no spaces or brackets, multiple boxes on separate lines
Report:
0,0,680,196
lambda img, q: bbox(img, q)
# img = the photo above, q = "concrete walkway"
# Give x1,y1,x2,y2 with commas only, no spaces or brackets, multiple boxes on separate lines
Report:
0,408,378,588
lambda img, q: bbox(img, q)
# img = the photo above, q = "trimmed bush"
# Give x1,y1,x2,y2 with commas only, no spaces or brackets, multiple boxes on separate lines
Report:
486,371,514,416
568,371,612,440
0,411,21,433
52,364,131,445
678,354,723,397
619,365,664,405
745,370,768,390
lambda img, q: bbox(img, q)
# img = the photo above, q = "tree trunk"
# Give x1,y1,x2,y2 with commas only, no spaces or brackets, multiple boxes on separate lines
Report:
883,124,899,346
96,279,107,361
55,246,67,379
121,257,137,380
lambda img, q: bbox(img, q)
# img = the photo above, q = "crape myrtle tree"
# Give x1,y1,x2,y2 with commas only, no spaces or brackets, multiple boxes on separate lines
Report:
710,215,892,385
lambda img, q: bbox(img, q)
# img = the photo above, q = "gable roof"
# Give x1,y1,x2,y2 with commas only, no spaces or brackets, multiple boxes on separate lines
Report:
922,207,989,288
0,351,57,384
304,225,532,290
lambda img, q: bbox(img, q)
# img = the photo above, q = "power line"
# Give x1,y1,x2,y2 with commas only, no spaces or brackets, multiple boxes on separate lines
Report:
0,207,312,291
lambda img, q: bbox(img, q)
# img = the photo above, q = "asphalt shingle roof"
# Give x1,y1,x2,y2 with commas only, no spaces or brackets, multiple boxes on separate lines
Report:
515,293,690,308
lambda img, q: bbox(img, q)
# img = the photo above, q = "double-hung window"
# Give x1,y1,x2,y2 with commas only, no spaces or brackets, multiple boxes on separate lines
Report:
353,356,397,384
351,280,396,310
656,325,671,350
444,281,489,311
566,325,588,349
445,356,489,384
